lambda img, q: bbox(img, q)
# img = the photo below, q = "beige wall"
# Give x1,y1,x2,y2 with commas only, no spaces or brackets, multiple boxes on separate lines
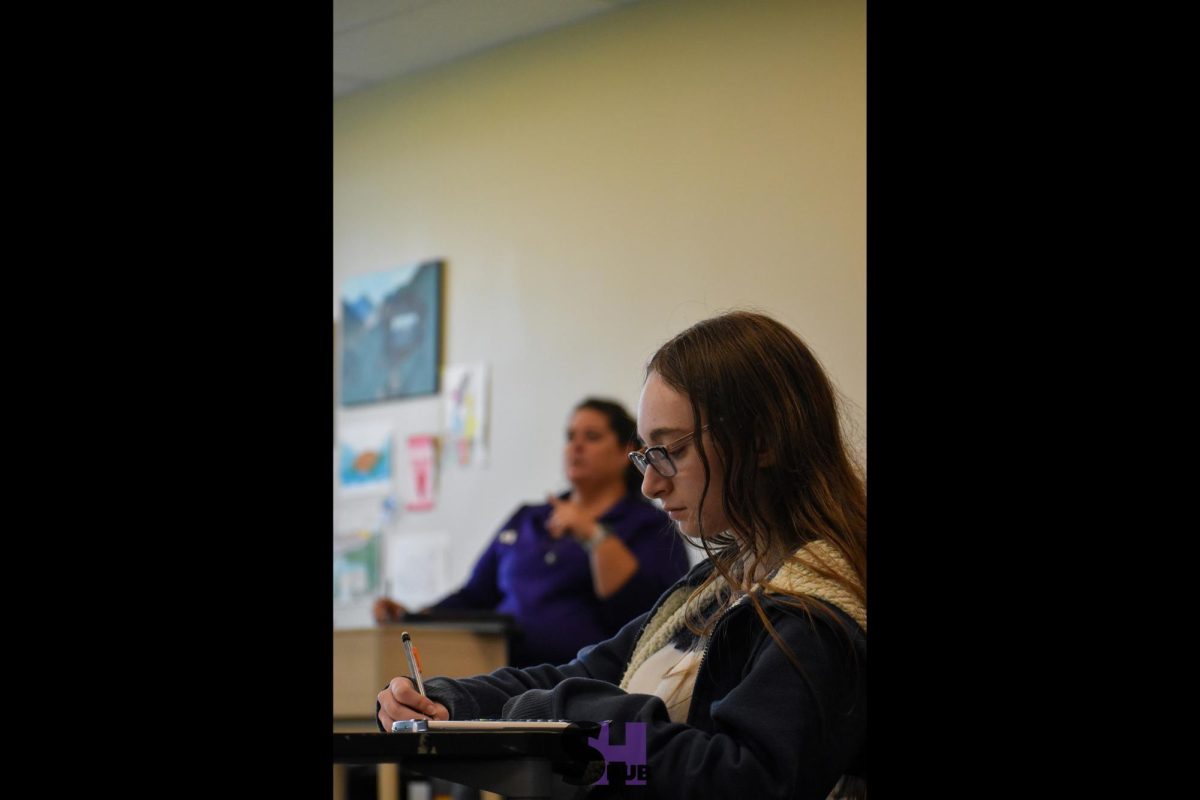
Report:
333,0,865,626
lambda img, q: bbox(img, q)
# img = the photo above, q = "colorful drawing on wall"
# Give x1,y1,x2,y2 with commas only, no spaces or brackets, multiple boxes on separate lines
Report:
340,260,443,405
338,422,393,496
404,434,438,512
443,362,489,467
333,529,381,604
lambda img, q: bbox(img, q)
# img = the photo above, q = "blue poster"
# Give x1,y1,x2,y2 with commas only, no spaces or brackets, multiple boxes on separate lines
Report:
341,260,443,404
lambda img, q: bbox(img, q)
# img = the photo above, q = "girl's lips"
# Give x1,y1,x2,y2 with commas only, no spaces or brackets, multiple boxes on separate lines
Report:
665,507,686,519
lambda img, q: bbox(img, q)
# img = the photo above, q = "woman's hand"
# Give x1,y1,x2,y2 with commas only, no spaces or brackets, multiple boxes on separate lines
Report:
372,597,407,624
377,677,450,731
545,494,598,543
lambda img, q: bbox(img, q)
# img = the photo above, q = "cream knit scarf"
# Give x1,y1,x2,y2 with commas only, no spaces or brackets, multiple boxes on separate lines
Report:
618,540,865,691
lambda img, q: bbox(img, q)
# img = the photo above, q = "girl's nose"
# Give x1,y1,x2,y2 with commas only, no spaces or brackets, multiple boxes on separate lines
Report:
640,464,669,499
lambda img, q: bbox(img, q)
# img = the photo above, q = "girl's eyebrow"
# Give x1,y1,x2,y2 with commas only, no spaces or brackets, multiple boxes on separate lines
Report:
642,427,686,444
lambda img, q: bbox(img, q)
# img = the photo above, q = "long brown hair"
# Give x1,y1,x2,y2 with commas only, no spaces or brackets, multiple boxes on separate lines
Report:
646,311,867,647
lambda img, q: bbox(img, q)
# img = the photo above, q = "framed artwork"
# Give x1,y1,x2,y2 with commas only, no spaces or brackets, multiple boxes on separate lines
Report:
340,260,443,405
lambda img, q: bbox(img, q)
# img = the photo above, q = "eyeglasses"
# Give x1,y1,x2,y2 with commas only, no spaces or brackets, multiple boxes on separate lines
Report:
628,425,710,478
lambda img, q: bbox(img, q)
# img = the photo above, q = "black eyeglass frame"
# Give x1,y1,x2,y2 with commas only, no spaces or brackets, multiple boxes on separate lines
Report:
627,424,711,478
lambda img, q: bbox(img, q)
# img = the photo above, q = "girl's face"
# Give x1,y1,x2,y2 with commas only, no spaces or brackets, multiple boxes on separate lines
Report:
636,371,730,538
564,408,629,486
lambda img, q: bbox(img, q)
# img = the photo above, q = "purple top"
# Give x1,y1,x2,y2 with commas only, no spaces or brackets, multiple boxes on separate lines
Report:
431,490,689,667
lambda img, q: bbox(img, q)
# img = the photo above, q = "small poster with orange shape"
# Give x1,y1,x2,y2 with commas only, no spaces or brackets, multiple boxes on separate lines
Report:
338,422,393,496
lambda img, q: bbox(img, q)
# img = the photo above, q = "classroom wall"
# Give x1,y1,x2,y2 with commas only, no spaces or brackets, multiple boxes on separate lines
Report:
333,0,866,628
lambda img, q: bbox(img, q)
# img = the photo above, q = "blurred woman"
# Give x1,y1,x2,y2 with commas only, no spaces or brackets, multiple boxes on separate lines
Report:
374,397,688,667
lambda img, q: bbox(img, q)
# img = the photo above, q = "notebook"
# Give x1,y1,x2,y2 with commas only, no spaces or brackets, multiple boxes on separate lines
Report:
391,719,576,733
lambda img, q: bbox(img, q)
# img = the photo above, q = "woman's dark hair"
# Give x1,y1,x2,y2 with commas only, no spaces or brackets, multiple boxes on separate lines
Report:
574,397,643,494
646,311,867,646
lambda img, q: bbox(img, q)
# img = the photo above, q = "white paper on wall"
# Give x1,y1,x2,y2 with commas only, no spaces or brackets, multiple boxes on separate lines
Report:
383,530,452,611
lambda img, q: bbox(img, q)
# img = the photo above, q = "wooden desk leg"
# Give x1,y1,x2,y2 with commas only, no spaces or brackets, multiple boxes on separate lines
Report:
332,764,347,800
378,764,400,800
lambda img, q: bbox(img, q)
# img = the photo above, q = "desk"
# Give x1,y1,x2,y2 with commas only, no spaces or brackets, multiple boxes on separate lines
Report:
333,726,604,800
333,620,513,799
334,620,511,718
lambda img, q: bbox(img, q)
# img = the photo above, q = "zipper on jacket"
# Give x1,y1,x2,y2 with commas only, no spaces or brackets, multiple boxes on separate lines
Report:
687,588,765,726
626,561,715,665
694,593,744,679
